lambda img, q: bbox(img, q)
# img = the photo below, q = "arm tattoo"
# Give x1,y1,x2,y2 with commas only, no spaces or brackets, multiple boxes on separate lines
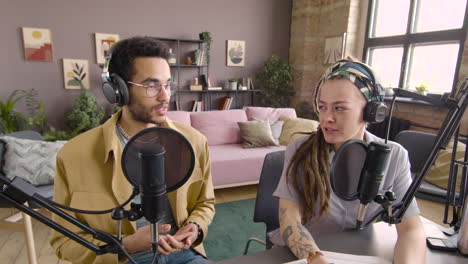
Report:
284,220,317,259
282,226,293,244
279,207,287,222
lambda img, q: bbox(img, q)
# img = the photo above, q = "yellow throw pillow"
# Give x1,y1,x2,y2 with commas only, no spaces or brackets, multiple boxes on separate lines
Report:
279,116,319,146
238,120,279,148
425,139,466,191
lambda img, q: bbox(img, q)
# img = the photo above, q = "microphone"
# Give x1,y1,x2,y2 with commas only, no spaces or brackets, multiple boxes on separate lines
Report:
139,144,167,253
356,142,391,228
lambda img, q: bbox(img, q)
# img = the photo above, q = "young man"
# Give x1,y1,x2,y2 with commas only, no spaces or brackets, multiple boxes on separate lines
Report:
50,36,215,264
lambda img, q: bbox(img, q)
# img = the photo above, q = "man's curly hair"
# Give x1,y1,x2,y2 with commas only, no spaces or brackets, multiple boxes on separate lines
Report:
108,36,170,82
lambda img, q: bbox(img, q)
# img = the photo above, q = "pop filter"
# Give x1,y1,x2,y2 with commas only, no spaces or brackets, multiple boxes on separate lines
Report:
121,127,195,192
330,139,368,201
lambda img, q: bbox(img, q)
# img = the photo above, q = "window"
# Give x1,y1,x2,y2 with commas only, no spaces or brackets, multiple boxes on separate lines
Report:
363,0,468,94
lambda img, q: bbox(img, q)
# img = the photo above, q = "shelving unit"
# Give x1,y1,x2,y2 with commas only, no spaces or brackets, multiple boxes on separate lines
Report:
155,36,259,111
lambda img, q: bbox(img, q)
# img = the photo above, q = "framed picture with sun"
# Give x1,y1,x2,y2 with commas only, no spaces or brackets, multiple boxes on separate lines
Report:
62,59,90,90
21,27,54,61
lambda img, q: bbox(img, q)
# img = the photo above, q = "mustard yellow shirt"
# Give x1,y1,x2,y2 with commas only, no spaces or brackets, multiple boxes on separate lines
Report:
50,111,215,264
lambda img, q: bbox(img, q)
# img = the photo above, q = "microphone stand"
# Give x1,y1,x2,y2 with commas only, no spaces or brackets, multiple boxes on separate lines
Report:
0,175,139,263
361,79,468,228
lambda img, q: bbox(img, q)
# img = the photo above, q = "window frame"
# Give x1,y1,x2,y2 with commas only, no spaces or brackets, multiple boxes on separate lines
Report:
363,0,468,93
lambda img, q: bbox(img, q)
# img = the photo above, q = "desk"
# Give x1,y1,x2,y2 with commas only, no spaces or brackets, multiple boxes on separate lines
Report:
216,219,466,264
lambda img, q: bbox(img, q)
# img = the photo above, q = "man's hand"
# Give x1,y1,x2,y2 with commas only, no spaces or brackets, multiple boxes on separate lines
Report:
158,223,198,255
122,224,171,254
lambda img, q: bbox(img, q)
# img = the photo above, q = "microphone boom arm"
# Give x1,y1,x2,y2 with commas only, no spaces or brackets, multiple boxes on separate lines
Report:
362,79,468,228
0,175,134,257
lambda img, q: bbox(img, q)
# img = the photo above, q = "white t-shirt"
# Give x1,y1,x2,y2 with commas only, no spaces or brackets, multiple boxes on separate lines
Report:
268,131,420,246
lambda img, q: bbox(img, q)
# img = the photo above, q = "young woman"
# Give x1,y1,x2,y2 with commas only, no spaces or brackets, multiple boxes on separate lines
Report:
268,59,426,264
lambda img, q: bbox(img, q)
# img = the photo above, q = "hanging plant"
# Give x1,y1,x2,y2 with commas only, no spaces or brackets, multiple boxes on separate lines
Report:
199,31,212,65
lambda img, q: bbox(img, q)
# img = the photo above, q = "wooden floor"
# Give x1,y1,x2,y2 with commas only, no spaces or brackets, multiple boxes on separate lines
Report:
0,185,449,263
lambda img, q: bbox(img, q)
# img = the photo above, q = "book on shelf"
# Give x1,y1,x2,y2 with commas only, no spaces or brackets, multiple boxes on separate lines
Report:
191,100,197,112
219,97,233,110
200,74,208,88
226,97,233,110
191,100,204,112
207,76,212,88
249,78,255,89
207,86,222,90
193,49,204,65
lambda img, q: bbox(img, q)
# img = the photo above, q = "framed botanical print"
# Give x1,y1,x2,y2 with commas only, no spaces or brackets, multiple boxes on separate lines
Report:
62,59,90,90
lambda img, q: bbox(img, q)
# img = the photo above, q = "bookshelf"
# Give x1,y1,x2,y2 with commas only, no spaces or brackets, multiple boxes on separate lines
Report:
155,36,259,111
177,89,260,111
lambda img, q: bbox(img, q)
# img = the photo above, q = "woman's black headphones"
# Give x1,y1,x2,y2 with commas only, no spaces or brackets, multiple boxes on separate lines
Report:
315,60,387,124
340,62,387,124
101,53,130,106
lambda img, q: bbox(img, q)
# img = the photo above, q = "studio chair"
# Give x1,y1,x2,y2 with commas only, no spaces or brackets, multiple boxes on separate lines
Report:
0,131,54,264
244,150,284,255
395,130,454,203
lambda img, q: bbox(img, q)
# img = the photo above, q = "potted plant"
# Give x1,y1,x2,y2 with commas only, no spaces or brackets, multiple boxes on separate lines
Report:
415,83,428,96
256,54,295,107
199,31,212,65
43,90,105,141
227,78,238,90
0,89,46,134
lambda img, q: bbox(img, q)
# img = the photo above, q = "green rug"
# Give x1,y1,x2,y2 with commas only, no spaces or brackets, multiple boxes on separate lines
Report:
204,199,267,261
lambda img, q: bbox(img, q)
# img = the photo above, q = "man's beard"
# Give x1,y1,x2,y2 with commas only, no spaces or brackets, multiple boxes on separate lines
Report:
128,101,164,125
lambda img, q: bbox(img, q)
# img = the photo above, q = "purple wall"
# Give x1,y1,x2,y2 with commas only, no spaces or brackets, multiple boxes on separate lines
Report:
0,0,292,128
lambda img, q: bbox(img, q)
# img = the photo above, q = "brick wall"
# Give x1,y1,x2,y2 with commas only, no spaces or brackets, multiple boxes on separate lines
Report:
291,0,467,136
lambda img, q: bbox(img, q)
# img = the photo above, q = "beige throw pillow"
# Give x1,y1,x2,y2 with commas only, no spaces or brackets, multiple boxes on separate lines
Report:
425,139,465,191
279,116,319,146
238,120,279,148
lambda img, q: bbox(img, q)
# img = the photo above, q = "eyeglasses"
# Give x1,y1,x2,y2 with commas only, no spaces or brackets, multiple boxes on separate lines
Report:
127,81,176,97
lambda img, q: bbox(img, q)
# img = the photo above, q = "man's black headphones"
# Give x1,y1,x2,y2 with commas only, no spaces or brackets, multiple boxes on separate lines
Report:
334,61,387,124
101,52,130,106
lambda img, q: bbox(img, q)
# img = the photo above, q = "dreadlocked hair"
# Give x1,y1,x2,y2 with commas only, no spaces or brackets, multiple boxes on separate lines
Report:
286,128,331,223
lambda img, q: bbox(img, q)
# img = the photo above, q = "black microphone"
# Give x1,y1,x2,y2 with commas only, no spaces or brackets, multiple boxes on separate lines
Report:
139,144,167,253
356,142,391,228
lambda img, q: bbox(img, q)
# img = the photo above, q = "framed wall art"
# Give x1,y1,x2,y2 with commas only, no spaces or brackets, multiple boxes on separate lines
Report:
323,33,347,64
62,59,90,90
226,40,245,67
21,27,53,61
95,33,120,65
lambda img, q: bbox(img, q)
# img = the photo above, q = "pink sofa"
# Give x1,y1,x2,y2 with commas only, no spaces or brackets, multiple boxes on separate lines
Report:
166,107,297,188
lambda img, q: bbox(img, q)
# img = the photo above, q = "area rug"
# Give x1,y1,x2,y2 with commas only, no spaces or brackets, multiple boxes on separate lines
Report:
204,198,267,261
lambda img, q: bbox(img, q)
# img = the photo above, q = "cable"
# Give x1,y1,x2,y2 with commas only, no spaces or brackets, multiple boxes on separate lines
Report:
150,251,159,264
38,188,137,214
384,89,399,144
95,229,137,264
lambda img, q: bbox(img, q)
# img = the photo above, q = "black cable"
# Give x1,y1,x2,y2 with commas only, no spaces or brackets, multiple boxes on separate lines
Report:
38,188,137,214
384,89,399,144
151,251,159,264
95,229,137,264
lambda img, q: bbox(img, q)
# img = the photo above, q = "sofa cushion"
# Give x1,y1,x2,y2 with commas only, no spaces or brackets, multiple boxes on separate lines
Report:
1,136,66,186
238,120,279,148
191,110,248,146
425,139,465,190
244,106,297,122
279,116,319,145
166,111,191,126
209,144,286,187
